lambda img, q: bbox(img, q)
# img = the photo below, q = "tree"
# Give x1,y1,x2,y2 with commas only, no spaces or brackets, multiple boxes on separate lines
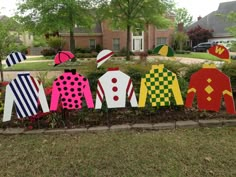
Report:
0,17,22,81
47,36,66,51
16,0,97,53
223,12,236,36
172,31,188,51
225,12,236,51
187,25,213,47
175,8,193,28
101,0,174,60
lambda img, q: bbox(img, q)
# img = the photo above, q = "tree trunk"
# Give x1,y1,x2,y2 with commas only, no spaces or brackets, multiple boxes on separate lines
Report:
126,24,131,61
70,29,75,54
0,56,4,82
179,41,183,51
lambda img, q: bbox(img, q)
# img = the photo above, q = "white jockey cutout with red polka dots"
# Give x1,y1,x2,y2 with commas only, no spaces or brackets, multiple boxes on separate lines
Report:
95,68,138,109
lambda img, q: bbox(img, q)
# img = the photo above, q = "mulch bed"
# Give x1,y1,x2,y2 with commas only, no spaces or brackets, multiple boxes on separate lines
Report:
1,105,235,130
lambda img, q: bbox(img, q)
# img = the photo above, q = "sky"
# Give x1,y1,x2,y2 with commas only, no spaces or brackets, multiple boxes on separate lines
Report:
0,0,235,19
175,0,235,21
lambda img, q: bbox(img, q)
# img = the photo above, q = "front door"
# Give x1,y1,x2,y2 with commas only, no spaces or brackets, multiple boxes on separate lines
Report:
133,39,142,51
132,31,144,52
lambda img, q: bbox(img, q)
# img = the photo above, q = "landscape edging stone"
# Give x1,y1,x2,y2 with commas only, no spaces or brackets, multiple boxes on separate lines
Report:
0,119,236,135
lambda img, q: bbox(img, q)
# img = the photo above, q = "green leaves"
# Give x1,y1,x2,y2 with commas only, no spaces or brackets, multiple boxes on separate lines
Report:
16,0,96,35
175,8,193,28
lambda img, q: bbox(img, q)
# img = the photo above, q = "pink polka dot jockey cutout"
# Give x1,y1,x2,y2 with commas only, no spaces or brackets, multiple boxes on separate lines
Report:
50,69,94,111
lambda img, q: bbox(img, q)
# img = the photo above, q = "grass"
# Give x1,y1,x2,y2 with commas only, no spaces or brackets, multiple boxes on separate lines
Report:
0,127,235,177
175,52,223,61
4,61,54,71
2,52,228,72
2,58,143,73
26,56,53,60
3,60,95,73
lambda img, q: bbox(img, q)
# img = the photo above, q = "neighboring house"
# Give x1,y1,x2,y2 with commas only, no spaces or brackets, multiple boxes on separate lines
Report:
0,15,34,47
187,1,236,48
60,15,175,53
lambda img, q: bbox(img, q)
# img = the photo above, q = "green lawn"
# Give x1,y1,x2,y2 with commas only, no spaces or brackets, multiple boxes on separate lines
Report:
2,59,140,73
26,56,53,60
0,127,235,177
3,60,96,73
4,61,54,71
2,52,228,72
175,52,223,61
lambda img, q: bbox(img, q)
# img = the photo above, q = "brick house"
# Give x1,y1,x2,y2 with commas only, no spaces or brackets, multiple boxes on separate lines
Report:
60,14,175,52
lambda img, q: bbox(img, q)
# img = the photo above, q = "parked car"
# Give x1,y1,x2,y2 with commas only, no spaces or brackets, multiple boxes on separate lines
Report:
192,42,215,52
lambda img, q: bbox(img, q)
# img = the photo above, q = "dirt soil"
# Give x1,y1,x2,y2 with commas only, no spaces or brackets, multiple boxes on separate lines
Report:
1,105,235,130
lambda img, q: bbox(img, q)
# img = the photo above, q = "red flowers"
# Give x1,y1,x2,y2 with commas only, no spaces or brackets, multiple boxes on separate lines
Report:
0,81,9,87
28,111,51,122
44,86,52,96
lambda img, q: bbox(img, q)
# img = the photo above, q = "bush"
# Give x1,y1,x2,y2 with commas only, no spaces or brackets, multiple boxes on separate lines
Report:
95,44,103,53
7,43,28,55
118,47,135,56
75,53,96,58
156,60,187,77
87,67,106,92
75,47,92,53
182,63,202,82
33,35,47,47
229,42,236,52
147,50,153,55
175,50,191,54
41,48,56,56
47,37,66,51
126,65,149,94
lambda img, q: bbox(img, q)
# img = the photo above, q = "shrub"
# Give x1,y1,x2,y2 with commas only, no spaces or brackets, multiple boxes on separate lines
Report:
33,35,47,47
41,48,56,56
147,50,153,55
118,47,135,56
175,50,191,54
126,65,149,94
229,42,236,52
75,53,96,58
222,62,236,89
7,43,28,54
87,67,106,92
95,44,103,53
47,37,66,51
156,60,187,77
75,47,92,53
182,63,202,82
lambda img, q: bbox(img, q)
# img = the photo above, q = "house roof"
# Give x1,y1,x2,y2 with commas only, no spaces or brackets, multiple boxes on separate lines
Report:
0,15,9,20
59,22,102,36
187,1,236,38
74,22,102,33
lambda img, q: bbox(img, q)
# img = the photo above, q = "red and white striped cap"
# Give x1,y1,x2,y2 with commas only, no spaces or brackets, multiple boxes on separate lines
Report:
97,50,114,68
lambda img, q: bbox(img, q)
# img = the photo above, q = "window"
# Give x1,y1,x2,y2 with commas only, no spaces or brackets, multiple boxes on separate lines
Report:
89,39,96,49
113,38,120,52
157,37,167,45
133,28,142,36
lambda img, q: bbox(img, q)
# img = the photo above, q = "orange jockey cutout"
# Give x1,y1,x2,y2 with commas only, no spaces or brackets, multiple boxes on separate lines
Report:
208,45,230,63
185,64,235,114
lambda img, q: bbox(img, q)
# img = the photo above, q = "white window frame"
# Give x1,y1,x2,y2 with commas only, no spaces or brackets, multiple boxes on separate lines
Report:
112,38,120,52
131,31,144,52
156,37,167,45
89,39,96,49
